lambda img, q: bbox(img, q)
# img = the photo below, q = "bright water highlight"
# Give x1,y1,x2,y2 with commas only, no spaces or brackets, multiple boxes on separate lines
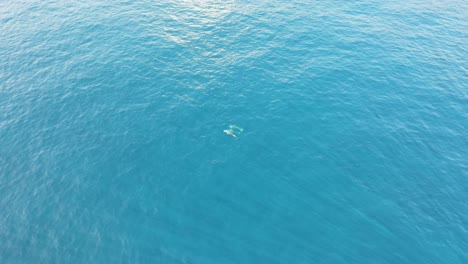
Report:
1,0,467,263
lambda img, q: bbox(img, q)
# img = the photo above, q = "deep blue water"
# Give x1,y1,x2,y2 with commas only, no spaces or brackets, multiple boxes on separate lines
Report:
1,0,468,263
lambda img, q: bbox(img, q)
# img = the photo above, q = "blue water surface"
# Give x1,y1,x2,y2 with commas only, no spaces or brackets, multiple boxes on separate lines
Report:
1,0,467,263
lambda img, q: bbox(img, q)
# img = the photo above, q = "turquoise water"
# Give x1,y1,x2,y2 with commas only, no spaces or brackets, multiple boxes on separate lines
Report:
1,0,468,263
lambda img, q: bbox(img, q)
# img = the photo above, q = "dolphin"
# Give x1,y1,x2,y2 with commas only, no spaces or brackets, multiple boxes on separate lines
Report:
224,129,238,139
229,125,244,133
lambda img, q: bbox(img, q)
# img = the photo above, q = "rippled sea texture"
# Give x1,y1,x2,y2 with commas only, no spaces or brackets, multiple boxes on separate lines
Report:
1,0,468,263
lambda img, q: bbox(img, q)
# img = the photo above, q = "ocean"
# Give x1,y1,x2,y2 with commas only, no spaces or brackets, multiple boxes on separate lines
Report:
1,0,467,263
